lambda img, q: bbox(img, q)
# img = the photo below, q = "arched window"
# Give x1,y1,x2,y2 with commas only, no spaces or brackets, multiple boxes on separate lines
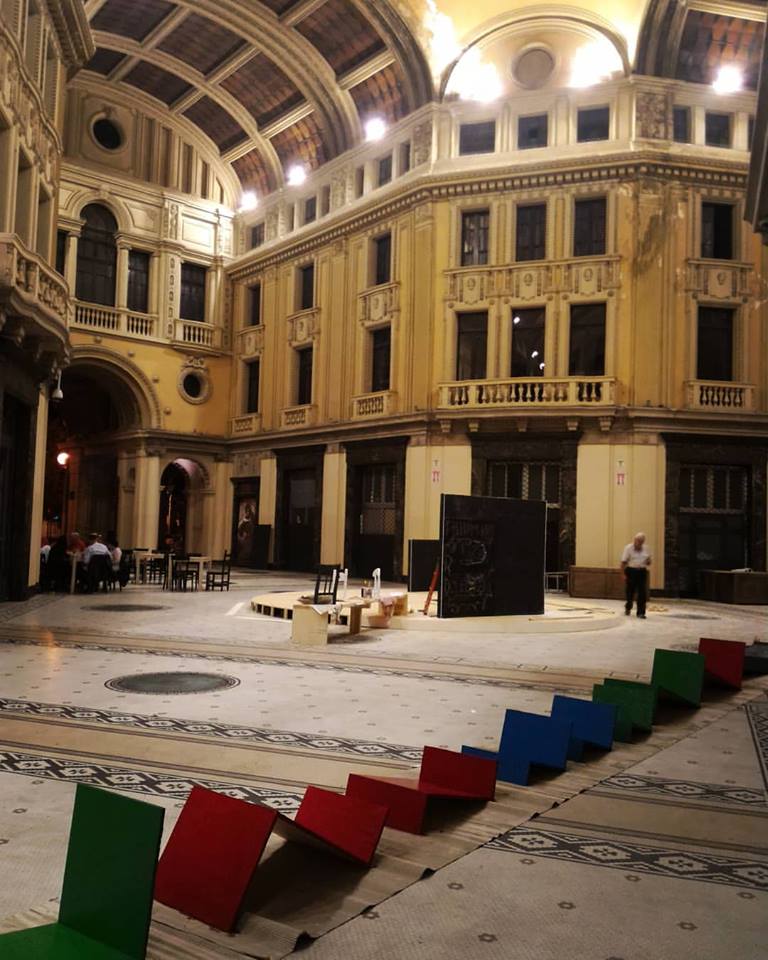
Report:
76,204,118,306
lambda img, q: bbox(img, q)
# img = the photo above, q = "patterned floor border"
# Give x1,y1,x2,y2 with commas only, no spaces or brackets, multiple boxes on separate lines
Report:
0,697,422,763
0,750,301,811
0,636,586,694
595,772,766,808
486,825,768,891
745,701,768,793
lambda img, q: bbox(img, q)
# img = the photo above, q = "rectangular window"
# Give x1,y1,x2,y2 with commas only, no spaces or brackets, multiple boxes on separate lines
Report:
180,262,206,321
297,347,313,405
304,195,316,224
748,115,755,151
511,308,546,377
286,205,295,231
127,249,150,314
673,106,691,143
461,209,490,266
701,202,734,260
518,113,548,149
456,312,488,380
245,359,260,413
515,203,546,262
400,141,411,173
55,229,67,275
371,326,391,392
355,165,365,198
577,106,609,142
250,223,264,248
569,303,606,376
573,197,606,257
321,184,331,216
459,120,496,155
299,263,314,310
697,306,734,381
705,112,731,147
374,233,392,286
378,154,392,186
249,283,261,326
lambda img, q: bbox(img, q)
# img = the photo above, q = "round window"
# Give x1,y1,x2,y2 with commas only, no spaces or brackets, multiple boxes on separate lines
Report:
513,47,555,90
92,117,123,151
182,373,203,399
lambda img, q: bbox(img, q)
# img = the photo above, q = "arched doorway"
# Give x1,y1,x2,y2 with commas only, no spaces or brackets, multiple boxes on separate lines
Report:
157,458,207,555
158,463,188,553
43,362,143,544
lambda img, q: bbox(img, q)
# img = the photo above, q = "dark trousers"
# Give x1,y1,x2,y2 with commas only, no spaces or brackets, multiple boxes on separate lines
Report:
624,567,647,616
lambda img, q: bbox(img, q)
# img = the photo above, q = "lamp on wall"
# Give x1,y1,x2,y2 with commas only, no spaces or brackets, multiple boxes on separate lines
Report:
51,369,63,401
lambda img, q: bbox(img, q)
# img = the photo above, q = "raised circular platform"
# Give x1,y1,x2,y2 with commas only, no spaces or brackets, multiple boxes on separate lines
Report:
249,591,621,634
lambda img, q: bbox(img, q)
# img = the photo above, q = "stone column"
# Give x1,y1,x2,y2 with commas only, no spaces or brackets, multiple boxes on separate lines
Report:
402,434,472,574
115,237,130,310
210,454,233,558
133,448,162,549
65,230,79,294
320,443,346,565
27,386,49,588
0,126,18,233
258,453,277,564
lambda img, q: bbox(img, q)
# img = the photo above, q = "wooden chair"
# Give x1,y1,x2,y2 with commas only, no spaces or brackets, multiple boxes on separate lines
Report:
171,557,199,591
0,783,164,959
313,564,341,604
87,554,112,593
205,551,231,591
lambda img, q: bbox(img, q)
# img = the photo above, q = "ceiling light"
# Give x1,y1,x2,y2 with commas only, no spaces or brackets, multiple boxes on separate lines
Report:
570,40,623,88
287,164,307,187
513,315,521,325
365,117,387,142
238,190,258,212
447,46,502,102
713,65,743,95
56,451,70,466
531,350,539,358
539,362,545,370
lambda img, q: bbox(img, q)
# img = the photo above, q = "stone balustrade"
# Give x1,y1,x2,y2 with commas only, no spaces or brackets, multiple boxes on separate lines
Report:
438,376,617,409
685,380,755,411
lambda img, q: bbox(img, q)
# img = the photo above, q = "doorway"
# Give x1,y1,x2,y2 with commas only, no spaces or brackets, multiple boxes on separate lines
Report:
0,395,32,600
284,468,317,571
351,463,397,582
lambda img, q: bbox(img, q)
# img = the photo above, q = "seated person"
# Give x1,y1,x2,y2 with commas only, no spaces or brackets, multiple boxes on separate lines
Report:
106,537,122,571
82,534,112,592
82,533,111,567
68,530,86,553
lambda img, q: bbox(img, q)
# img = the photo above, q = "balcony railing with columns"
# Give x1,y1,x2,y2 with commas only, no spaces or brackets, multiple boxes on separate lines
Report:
685,380,755,411
173,320,222,350
280,404,317,429
352,390,397,418
0,234,71,332
438,376,617,410
73,302,160,340
231,413,262,436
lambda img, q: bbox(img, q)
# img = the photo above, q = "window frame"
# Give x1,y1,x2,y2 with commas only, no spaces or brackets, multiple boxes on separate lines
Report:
515,202,547,262
460,208,490,267
296,346,313,406
245,358,260,414
373,232,392,286
576,105,610,143
126,248,151,314
297,262,315,311
572,196,607,258
517,113,548,150
458,120,497,155
370,325,391,393
179,261,207,322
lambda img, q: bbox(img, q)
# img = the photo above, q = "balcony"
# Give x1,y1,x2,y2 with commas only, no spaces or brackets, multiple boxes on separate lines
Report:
280,404,317,429
73,302,160,340
359,282,399,328
237,324,264,358
686,259,752,302
438,376,617,410
352,390,397,419
231,413,262,437
685,380,756,411
0,234,72,366
173,319,222,351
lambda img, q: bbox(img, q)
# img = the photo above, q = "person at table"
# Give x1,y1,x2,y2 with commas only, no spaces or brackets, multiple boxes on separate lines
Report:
82,533,110,565
68,530,86,552
46,536,69,591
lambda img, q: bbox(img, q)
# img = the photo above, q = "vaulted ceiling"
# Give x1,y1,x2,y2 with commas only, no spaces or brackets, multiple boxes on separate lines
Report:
76,0,767,202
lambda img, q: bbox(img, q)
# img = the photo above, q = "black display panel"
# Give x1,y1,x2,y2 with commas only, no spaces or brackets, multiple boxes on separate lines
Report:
408,539,440,591
438,495,546,618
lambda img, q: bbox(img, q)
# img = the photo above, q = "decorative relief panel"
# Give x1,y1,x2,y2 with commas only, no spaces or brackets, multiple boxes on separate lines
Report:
266,210,279,242
287,308,319,347
412,119,433,166
561,258,620,297
635,90,669,140
686,260,752,302
238,325,265,358
359,282,399,328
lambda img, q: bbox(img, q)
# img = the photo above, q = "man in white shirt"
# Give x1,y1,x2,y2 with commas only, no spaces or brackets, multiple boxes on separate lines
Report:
620,532,652,619
81,533,111,567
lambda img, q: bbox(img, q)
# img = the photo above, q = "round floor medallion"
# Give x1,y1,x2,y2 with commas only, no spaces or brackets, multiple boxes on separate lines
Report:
661,614,719,621
82,604,170,612
105,672,240,694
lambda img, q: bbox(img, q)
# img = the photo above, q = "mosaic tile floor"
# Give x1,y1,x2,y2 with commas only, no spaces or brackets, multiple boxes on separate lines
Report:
0,575,766,958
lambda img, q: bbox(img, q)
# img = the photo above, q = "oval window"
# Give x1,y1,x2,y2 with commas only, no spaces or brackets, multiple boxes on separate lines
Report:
182,373,203,399
92,117,123,151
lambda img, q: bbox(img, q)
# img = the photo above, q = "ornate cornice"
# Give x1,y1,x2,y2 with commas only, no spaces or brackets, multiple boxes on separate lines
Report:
42,0,95,75
229,150,751,281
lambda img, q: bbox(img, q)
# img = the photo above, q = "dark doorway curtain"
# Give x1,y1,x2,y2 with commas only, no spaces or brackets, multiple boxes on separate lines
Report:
158,463,188,554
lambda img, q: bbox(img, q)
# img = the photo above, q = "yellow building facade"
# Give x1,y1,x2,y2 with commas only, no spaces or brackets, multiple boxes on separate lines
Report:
2,0,766,600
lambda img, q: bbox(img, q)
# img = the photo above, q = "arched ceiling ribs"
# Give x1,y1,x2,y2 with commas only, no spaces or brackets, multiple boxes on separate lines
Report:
89,31,285,189
346,0,433,112
171,0,360,157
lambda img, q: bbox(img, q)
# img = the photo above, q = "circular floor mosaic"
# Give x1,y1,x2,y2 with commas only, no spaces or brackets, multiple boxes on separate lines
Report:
82,604,170,612
661,614,719,621
105,672,240,694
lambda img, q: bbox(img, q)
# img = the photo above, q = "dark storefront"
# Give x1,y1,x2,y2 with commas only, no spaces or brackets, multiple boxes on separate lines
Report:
274,447,324,571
